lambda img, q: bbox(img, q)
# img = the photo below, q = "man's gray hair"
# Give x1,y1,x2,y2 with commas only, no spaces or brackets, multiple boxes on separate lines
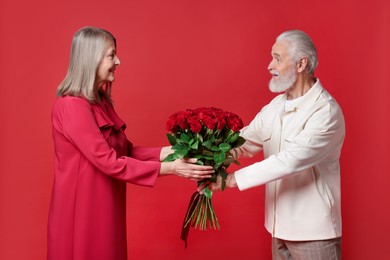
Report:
277,30,318,74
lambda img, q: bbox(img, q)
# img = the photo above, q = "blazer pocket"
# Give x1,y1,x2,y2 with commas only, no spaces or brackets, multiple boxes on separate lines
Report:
260,127,273,142
282,133,298,150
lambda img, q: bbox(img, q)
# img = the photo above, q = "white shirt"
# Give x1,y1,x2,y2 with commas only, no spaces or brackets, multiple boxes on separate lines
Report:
235,79,345,241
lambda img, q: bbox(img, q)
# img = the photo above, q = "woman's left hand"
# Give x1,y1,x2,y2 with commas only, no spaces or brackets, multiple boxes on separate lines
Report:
160,158,214,181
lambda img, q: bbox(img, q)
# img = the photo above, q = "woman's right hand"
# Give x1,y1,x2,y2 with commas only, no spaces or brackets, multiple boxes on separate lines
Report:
160,158,214,181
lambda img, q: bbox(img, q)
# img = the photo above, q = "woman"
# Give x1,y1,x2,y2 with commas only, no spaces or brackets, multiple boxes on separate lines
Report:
48,26,213,260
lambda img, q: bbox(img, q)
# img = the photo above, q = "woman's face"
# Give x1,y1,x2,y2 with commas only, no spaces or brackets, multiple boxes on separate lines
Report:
95,39,120,88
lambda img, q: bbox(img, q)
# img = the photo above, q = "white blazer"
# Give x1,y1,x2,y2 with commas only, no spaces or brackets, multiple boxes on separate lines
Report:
235,79,345,241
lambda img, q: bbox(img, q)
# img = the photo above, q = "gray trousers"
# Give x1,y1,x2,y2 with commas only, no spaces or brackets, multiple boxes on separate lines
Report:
272,237,342,260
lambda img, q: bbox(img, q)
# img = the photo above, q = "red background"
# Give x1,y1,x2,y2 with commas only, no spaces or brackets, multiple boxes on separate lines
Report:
0,0,389,259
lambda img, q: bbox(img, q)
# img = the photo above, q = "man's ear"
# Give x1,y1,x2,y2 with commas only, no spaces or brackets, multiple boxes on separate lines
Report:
297,57,308,73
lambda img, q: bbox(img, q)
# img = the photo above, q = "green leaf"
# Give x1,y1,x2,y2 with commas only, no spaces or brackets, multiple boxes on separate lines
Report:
172,144,190,158
166,134,177,145
163,153,177,162
219,168,228,190
203,155,214,160
195,160,204,165
203,187,213,199
211,145,220,152
221,177,226,191
180,133,191,143
227,132,239,143
190,140,199,149
223,155,234,166
194,154,203,159
202,150,214,157
220,169,228,179
219,143,231,153
202,140,213,150
214,152,226,165
208,173,217,182
171,143,183,151
233,136,246,147
214,138,223,145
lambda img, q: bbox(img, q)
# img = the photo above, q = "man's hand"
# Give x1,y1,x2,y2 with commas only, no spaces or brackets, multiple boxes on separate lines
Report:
208,174,237,191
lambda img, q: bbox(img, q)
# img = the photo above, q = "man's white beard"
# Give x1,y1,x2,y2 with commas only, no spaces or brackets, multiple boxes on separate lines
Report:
269,67,297,93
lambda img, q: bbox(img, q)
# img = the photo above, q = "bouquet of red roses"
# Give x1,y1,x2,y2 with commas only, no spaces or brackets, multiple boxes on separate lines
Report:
164,107,245,246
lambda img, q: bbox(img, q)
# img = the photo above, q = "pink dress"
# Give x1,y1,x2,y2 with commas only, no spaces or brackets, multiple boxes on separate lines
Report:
48,95,161,260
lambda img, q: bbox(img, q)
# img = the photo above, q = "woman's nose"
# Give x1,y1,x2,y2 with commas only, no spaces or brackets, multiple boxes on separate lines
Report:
115,56,120,66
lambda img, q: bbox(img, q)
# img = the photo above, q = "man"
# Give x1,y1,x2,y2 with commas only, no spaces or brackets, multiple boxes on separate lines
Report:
211,30,345,259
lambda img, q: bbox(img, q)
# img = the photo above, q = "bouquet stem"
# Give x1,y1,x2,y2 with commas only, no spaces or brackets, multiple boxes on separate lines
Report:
180,190,220,247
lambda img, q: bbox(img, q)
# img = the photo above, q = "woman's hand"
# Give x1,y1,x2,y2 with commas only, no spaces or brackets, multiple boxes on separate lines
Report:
160,158,214,181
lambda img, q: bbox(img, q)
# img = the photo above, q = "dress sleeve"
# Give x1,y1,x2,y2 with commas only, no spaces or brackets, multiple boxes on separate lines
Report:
59,98,160,186
128,144,162,162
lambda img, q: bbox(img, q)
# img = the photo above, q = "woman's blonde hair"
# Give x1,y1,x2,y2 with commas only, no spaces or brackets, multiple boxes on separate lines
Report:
57,26,116,103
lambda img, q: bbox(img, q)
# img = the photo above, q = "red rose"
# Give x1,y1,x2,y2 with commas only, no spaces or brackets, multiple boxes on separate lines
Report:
225,111,244,132
215,111,226,130
187,115,202,133
176,110,192,130
166,117,177,132
202,115,218,130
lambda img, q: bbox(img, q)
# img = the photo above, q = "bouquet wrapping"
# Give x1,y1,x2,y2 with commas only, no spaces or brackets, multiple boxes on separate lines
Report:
163,107,245,247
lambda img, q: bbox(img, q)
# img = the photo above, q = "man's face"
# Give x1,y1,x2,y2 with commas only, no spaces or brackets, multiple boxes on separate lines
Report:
267,40,297,93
